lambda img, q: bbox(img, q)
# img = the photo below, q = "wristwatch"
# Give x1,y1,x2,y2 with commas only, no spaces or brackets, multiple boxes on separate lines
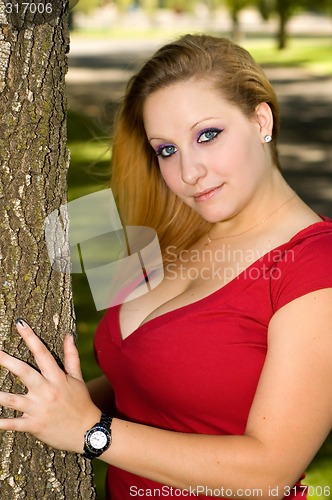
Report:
83,413,113,459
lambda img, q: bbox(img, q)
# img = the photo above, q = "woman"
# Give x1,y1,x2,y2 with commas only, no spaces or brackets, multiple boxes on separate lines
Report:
0,34,331,499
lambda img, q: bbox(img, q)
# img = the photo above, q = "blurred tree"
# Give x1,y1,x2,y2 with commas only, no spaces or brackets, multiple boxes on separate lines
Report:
223,0,255,41
164,0,196,14
275,0,294,49
205,0,256,42
258,0,332,49
257,0,291,49
302,0,332,16
0,1,96,498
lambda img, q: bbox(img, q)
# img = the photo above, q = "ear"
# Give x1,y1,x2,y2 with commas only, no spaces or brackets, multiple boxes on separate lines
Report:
254,102,273,142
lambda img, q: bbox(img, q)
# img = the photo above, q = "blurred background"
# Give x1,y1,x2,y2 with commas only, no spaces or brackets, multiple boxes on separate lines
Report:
65,1,332,497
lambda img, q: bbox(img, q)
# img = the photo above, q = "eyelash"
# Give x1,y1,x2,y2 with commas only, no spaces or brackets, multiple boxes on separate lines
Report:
197,127,223,143
155,127,223,159
156,144,177,159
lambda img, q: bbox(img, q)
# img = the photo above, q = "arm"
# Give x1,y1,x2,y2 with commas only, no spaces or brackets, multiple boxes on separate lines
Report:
0,290,331,498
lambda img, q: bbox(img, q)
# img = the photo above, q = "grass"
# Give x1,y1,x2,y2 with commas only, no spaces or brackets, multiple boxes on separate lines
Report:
70,26,332,76
72,26,193,40
245,37,332,76
67,32,332,494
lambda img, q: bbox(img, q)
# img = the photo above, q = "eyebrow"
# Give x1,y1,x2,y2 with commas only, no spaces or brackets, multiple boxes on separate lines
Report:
148,137,168,143
190,117,220,130
148,116,221,142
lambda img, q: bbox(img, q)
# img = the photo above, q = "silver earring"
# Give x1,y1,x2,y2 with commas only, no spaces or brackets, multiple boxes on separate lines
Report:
264,135,272,143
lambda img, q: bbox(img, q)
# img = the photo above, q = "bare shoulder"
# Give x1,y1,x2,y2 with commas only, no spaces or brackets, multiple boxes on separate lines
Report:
272,196,324,236
283,198,325,235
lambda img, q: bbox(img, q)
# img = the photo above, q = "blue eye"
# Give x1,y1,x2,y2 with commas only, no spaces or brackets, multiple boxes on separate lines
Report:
156,144,177,159
197,128,222,143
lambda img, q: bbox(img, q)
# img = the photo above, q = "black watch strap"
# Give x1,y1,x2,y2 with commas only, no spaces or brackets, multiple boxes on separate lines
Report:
83,413,113,460
100,414,113,429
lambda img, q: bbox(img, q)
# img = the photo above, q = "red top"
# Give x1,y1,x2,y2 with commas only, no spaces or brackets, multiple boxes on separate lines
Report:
94,218,332,499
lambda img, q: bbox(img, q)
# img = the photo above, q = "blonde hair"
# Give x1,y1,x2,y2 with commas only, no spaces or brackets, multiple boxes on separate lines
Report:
111,34,280,261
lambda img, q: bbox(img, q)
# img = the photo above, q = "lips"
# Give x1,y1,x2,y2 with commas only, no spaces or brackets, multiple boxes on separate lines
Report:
194,184,224,202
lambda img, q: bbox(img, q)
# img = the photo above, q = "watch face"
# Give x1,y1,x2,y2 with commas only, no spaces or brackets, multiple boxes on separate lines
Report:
90,430,108,450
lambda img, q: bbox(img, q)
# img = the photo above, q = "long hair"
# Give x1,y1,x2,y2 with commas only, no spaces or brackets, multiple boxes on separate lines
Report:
110,34,280,261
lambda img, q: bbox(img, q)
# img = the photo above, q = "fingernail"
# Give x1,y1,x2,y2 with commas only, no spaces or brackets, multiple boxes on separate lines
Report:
69,331,77,342
15,318,28,328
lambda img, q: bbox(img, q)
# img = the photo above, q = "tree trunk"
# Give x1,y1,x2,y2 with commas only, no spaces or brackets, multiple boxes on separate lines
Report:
231,9,241,44
276,0,288,49
277,13,287,49
0,3,96,498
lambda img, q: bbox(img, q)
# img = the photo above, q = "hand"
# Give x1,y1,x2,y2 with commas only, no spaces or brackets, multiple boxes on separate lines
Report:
0,319,102,454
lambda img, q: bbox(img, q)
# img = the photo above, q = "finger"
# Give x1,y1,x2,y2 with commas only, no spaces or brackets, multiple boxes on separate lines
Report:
0,350,41,388
63,334,83,381
0,415,31,433
0,391,28,414
15,319,60,380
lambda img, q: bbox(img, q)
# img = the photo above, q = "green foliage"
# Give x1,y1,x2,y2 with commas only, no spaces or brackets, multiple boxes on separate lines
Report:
275,0,306,25
306,438,332,500
257,0,274,20
74,0,103,14
115,0,134,12
141,0,159,14
300,0,332,14
223,0,256,14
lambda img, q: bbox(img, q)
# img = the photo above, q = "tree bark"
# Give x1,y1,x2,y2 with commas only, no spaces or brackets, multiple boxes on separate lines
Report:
0,2,96,498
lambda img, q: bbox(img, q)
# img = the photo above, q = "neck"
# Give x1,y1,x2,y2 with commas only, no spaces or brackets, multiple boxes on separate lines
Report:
210,173,295,241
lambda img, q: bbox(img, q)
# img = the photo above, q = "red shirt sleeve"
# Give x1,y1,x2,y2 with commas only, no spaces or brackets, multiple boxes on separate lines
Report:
271,229,332,313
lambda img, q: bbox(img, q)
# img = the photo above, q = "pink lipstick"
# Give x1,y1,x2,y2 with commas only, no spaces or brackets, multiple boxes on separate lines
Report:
194,184,223,202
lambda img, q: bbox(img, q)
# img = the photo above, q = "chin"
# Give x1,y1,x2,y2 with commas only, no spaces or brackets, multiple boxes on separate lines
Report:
198,212,228,224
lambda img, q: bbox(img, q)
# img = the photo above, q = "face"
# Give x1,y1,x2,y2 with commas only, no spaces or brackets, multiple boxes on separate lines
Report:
143,79,274,224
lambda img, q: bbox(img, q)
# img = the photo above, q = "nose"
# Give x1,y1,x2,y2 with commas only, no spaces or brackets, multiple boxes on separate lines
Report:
180,151,207,185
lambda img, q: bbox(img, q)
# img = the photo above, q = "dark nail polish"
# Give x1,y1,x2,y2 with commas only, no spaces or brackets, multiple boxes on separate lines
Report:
15,318,27,328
